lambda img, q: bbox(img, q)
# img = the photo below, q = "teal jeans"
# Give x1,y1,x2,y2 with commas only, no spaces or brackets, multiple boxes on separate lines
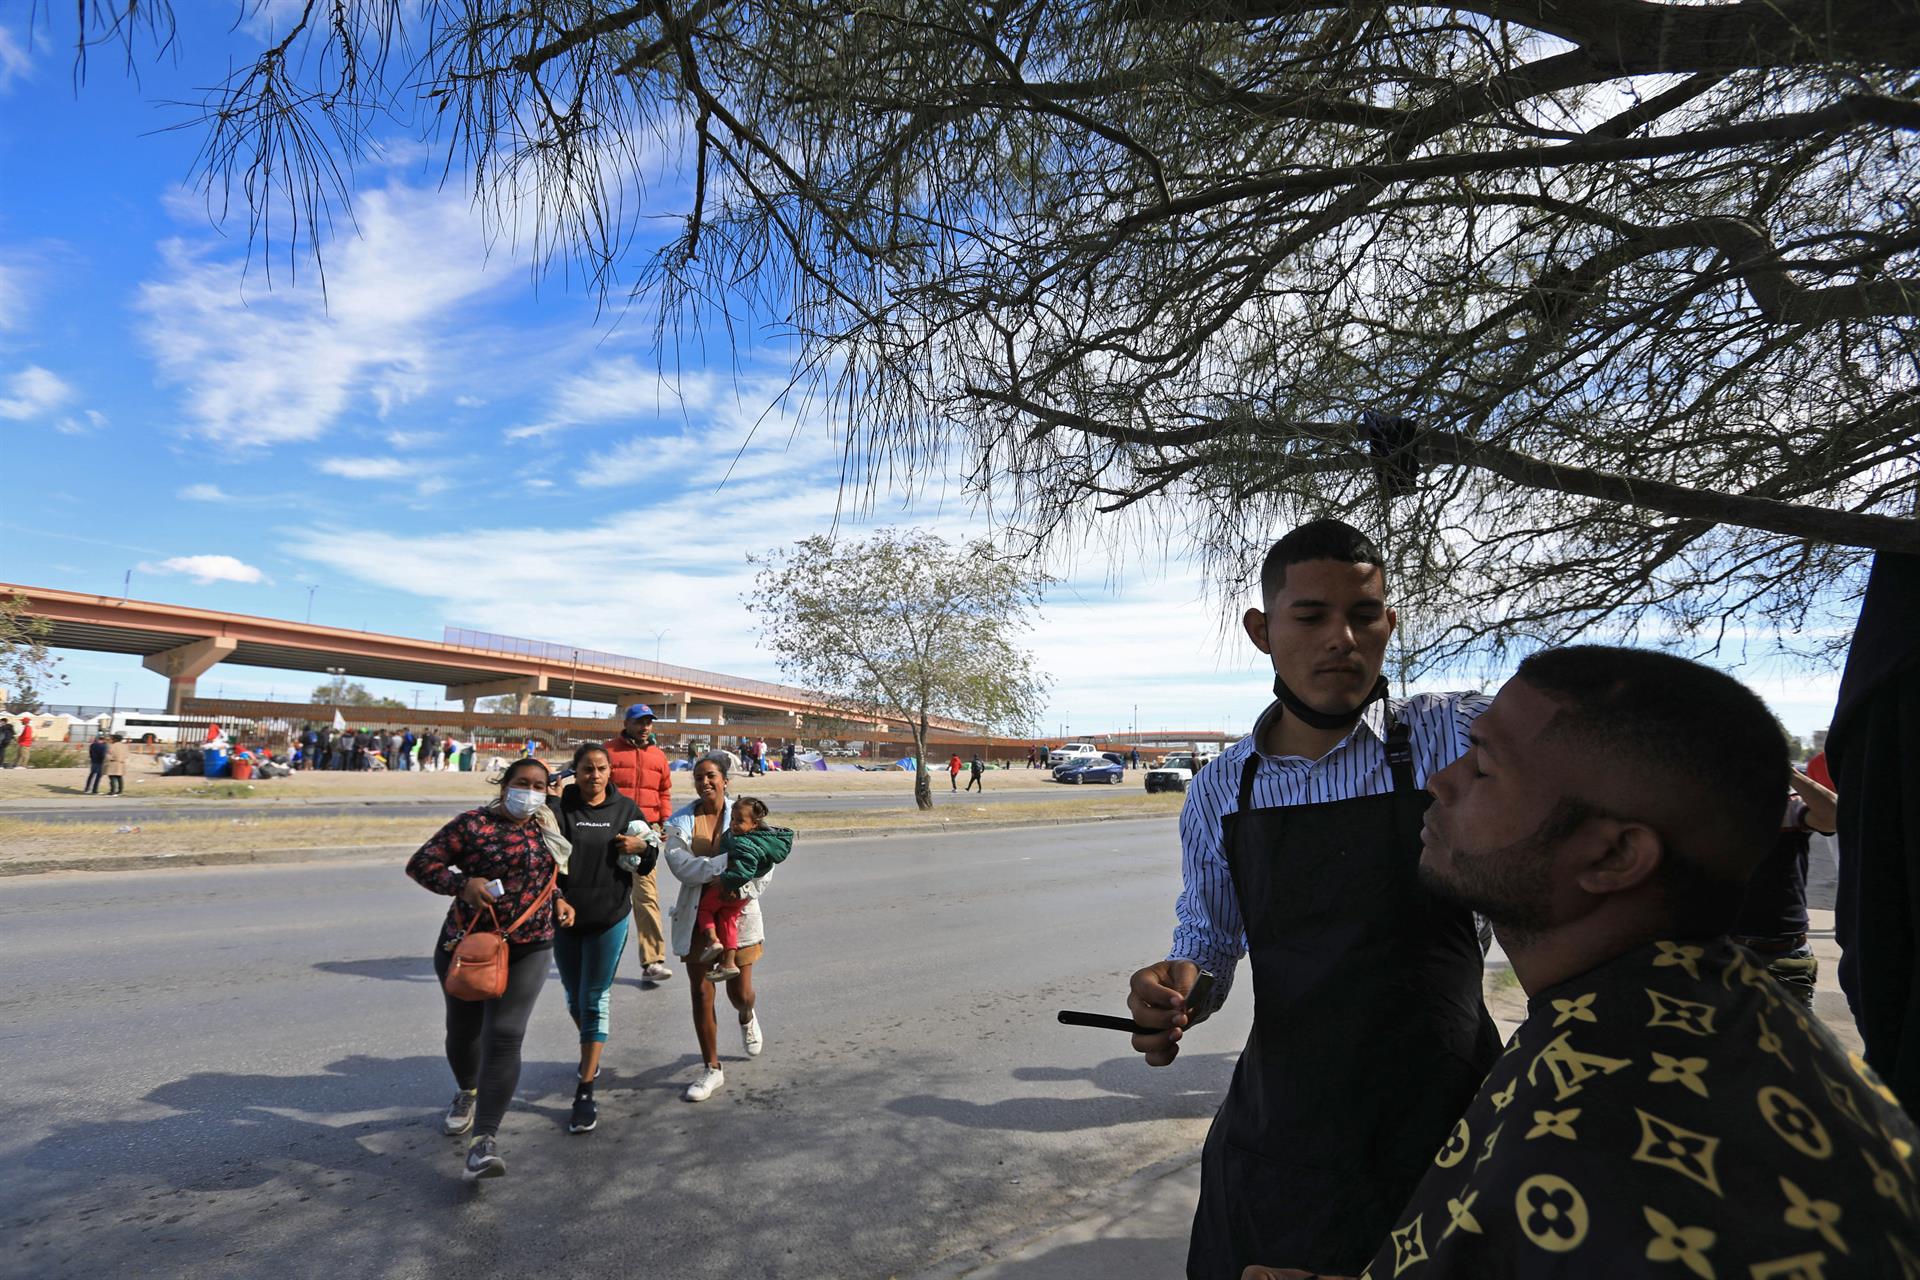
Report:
553,916,630,1044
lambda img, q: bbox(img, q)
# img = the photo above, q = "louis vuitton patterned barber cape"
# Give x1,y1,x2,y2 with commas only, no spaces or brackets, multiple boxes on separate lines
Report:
1356,937,1920,1279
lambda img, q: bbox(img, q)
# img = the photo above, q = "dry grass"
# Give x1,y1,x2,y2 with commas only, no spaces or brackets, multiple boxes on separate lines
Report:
0,762,1077,803
0,792,1183,868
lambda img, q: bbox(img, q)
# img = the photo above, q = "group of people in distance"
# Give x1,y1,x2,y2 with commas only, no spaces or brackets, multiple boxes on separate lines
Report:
1128,519,1917,1278
406,704,789,1181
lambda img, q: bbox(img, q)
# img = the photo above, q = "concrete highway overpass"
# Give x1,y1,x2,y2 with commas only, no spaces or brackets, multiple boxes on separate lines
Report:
2,582,964,735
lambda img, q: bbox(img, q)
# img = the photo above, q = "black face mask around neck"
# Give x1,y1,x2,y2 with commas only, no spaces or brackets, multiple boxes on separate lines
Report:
1272,671,1390,731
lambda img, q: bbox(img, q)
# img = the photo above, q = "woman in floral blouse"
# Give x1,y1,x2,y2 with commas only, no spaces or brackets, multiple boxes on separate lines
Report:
406,756,574,1181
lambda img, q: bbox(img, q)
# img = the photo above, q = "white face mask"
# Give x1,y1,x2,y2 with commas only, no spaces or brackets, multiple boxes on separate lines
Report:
502,786,546,819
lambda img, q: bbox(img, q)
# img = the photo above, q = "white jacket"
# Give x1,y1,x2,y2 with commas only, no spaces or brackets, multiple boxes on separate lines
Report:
662,800,770,958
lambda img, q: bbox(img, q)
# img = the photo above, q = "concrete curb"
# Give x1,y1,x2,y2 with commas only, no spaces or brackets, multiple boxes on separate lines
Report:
0,812,1179,877
0,843,421,876
906,1149,1203,1280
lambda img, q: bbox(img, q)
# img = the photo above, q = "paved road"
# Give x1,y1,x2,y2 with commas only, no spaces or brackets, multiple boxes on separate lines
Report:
0,816,1249,1279
1,778,1140,826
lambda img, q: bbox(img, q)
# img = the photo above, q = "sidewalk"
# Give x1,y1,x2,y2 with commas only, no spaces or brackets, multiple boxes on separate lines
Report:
911,1153,1202,1280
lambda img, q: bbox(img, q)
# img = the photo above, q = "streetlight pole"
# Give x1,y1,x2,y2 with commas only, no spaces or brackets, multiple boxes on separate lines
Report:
569,650,578,719
325,666,345,704
305,585,318,623
648,629,670,666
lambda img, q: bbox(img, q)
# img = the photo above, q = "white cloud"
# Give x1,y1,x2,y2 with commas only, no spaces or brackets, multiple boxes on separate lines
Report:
179,483,231,502
140,554,270,585
0,258,28,330
0,365,74,420
385,429,444,450
0,26,30,93
318,456,411,480
136,184,518,445
507,357,716,440
54,408,107,435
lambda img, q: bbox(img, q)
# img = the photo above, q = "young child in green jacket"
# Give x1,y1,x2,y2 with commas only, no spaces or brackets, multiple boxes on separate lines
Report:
695,796,793,982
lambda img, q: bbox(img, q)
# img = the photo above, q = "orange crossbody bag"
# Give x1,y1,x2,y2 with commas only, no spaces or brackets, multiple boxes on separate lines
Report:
443,876,556,1002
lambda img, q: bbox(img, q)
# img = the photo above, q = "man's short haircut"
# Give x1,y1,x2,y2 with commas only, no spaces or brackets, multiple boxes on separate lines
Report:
1515,646,1786,934
1259,518,1386,603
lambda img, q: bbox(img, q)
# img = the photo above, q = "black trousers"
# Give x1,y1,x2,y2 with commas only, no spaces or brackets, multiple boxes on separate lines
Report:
433,942,550,1138
108,775,123,795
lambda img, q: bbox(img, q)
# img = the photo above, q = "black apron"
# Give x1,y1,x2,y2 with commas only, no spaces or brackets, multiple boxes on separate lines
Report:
1187,711,1500,1279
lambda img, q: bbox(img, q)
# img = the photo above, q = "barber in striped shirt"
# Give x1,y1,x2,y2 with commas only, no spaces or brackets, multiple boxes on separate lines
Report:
1125,519,1501,1280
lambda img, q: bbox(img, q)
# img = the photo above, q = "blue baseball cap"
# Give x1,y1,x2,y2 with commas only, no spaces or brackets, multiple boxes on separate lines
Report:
623,703,657,721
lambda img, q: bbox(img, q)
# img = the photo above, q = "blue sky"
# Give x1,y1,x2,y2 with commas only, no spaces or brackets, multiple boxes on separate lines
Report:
0,8,1845,739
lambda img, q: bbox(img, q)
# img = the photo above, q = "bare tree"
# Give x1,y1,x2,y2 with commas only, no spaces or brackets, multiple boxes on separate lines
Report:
749,530,1047,809
2,592,65,713
66,0,1920,666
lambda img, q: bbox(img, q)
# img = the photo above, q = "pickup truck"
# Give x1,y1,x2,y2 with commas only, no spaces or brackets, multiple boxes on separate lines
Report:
1144,752,1215,793
1047,742,1100,767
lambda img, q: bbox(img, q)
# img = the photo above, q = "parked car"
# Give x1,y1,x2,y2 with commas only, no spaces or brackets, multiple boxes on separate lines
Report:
1056,757,1125,785
1048,741,1100,767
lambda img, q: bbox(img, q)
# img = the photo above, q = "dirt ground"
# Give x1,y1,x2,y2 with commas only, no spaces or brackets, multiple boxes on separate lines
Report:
0,759,1079,804
0,785,1183,869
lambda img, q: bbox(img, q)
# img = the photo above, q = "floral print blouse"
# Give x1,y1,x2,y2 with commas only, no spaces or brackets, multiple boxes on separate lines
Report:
407,807,558,950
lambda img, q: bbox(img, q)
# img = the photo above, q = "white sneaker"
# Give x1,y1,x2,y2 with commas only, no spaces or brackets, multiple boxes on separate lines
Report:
741,1014,764,1057
683,1065,725,1102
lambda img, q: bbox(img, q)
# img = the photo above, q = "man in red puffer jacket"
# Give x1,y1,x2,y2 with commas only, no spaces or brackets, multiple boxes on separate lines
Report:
605,704,676,984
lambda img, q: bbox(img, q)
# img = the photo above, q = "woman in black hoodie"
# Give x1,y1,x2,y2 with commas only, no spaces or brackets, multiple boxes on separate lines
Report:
550,743,650,1134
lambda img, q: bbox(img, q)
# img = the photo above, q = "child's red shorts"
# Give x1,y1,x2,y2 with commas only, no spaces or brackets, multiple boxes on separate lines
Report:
697,882,748,948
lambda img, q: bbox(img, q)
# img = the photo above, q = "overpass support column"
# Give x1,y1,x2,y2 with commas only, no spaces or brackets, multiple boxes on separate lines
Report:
691,703,727,727
142,637,238,714
445,675,548,716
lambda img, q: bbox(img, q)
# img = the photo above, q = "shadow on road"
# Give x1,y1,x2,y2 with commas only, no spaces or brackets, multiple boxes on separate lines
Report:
313,956,438,983
19,1054,453,1192
888,1052,1237,1132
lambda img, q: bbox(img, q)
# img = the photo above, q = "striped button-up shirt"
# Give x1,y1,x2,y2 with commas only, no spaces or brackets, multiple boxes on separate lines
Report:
1168,690,1489,1006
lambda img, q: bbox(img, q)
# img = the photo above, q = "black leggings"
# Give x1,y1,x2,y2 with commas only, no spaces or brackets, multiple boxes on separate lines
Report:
433,942,550,1138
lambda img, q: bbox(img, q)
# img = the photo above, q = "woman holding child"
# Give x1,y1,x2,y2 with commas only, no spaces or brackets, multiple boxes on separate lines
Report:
663,753,790,1102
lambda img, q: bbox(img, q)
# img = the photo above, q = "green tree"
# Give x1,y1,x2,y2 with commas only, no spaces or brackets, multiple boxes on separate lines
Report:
750,530,1048,810
478,694,559,717
310,680,407,710
2,592,65,714
65,0,1920,667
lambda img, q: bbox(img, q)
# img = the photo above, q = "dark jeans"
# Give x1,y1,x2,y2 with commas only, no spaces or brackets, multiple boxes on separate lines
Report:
84,764,104,793
433,941,551,1138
